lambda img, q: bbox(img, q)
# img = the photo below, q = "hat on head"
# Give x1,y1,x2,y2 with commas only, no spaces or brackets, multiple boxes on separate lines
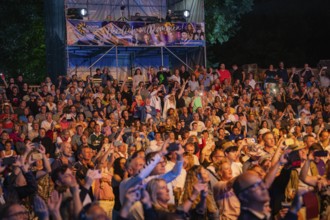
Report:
309,143,323,152
258,128,270,136
222,141,238,152
287,143,305,152
246,144,266,158
235,136,244,143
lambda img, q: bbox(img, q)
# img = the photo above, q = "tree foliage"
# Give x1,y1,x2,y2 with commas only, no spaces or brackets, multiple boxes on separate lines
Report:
0,0,46,83
205,0,254,45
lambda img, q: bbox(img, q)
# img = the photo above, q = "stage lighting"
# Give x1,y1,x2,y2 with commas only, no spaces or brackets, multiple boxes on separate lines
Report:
80,8,87,16
183,10,190,18
67,8,88,19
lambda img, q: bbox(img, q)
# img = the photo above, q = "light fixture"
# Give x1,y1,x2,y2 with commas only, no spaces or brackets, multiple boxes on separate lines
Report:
67,8,88,19
80,8,88,16
183,10,190,18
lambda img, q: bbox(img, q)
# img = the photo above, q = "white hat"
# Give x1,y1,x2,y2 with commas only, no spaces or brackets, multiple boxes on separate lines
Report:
258,128,270,136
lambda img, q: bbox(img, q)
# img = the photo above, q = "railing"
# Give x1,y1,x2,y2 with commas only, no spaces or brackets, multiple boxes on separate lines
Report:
0,85,41,92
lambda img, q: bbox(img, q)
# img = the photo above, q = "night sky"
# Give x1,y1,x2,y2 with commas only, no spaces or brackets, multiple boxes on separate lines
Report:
209,0,330,68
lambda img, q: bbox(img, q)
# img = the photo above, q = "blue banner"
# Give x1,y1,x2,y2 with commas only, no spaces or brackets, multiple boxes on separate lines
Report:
67,20,205,47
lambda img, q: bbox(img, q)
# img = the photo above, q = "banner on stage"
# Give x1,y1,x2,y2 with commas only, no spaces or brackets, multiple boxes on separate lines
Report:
67,19,205,47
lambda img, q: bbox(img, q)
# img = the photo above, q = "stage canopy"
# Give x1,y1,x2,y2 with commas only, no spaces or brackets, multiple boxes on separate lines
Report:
65,0,206,80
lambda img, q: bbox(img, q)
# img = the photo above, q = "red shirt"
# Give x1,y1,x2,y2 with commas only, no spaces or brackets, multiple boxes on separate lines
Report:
218,69,231,83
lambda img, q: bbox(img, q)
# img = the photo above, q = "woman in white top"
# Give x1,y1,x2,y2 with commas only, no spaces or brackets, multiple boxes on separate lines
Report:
132,68,145,90
1,141,17,158
163,93,176,119
168,69,181,85
188,75,200,92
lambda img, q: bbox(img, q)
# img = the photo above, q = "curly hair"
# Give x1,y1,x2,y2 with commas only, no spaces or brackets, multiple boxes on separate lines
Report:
181,165,203,208
181,165,218,214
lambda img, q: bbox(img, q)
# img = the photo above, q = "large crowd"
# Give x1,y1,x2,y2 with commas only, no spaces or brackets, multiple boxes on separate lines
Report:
0,62,329,220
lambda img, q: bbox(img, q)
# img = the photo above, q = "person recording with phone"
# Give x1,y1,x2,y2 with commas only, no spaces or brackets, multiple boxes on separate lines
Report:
125,142,184,219
299,143,330,220
32,128,54,158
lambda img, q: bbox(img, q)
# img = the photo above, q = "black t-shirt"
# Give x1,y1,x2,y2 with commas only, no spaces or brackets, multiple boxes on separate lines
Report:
7,93,21,107
180,70,190,81
232,68,244,83
122,90,133,105
273,100,286,112
265,70,277,79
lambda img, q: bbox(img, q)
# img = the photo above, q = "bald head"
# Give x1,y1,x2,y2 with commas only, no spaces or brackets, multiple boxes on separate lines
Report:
233,171,270,207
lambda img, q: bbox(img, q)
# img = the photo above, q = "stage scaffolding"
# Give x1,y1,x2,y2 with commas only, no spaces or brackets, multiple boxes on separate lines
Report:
63,0,206,80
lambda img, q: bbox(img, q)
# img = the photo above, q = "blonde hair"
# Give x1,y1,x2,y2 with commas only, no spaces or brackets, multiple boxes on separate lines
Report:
183,153,195,171
146,178,175,212
214,159,231,180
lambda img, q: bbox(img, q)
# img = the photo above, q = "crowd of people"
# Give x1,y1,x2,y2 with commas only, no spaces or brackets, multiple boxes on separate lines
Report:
0,61,329,220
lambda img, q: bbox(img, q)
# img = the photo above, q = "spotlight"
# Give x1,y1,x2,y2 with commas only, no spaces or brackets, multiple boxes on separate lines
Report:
80,8,87,16
183,10,190,18
67,8,88,19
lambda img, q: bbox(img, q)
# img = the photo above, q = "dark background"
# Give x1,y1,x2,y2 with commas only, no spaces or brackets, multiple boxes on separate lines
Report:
208,0,330,68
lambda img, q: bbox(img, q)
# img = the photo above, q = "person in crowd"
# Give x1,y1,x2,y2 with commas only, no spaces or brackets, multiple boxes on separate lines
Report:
0,61,329,220
233,170,302,220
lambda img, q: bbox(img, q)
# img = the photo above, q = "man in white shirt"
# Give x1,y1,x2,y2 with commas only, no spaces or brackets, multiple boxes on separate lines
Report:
223,142,242,177
40,112,57,132
147,132,164,153
189,113,205,132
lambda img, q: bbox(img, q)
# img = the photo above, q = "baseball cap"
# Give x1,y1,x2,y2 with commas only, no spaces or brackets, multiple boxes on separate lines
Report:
235,136,244,143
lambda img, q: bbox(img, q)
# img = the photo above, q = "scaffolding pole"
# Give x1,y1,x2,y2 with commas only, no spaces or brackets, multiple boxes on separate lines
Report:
163,47,194,71
88,45,116,70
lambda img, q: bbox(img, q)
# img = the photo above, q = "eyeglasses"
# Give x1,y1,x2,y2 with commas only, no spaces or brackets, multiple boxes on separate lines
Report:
237,180,266,195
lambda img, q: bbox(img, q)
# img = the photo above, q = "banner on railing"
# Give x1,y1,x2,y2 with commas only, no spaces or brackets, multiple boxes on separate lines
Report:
67,20,205,47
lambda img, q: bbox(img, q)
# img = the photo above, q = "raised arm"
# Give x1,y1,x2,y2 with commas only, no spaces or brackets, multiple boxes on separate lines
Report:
181,183,208,213
271,137,285,166
160,145,184,183
1,74,9,88
299,153,318,186
120,78,127,93
39,145,52,173
265,152,288,188
178,80,188,99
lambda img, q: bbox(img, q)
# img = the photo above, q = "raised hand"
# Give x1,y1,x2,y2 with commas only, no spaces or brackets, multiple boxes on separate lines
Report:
38,144,47,155
25,142,34,153
192,183,208,195
160,139,170,156
125,186,140,205
86,169,102,181
47,190,62,215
